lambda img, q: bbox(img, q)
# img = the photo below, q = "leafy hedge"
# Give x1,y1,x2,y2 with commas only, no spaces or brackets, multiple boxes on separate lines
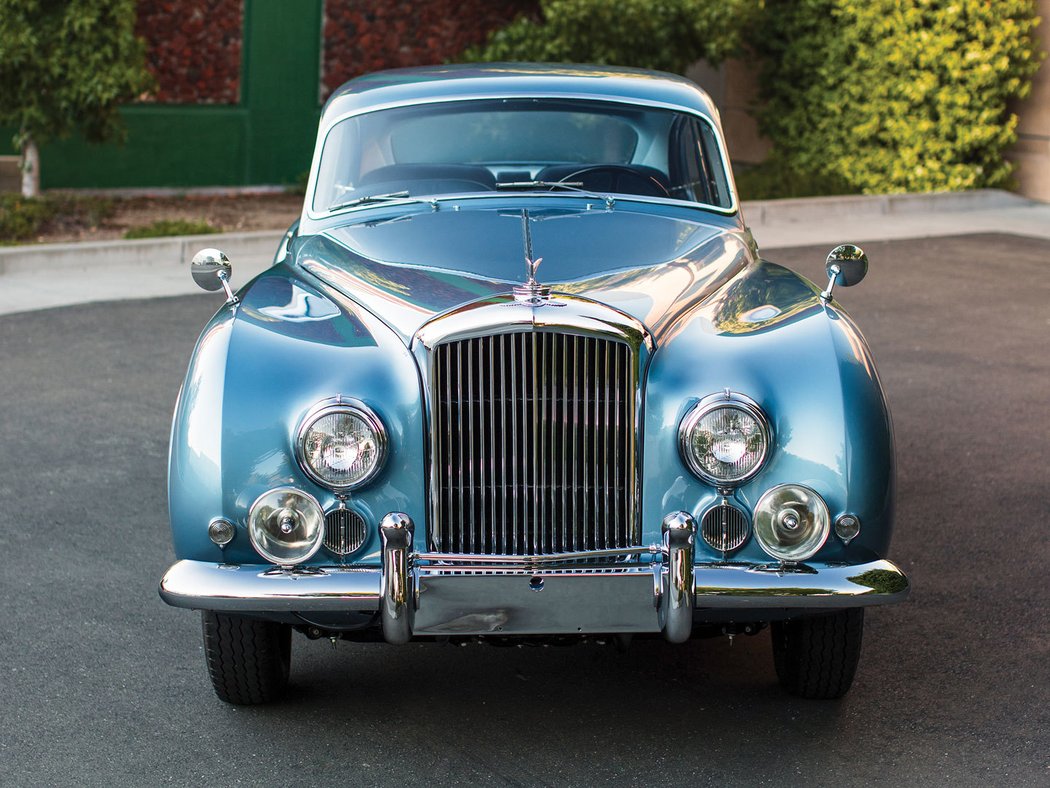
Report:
753,0,1044,193
464,0,759,73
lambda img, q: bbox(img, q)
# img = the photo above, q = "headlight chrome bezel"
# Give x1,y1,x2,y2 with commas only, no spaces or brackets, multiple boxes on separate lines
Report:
295,398,387,492
678,391,772,487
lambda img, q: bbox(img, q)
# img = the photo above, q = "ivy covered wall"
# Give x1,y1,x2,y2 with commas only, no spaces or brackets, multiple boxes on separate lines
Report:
322,0,535,98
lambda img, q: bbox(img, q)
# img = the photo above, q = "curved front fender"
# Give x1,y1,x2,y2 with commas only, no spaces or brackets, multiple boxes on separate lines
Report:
168,263,427,565
641,261,895,563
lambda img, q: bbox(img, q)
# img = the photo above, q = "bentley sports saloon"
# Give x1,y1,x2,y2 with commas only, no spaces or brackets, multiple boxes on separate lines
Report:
160,64,909,704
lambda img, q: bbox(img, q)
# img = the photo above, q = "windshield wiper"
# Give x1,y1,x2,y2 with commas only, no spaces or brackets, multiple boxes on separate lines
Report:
496,180,614,208
497,180,584,190
328,190,411,212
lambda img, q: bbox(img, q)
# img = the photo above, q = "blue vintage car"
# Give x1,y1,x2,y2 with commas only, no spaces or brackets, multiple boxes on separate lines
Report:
160,64,909,704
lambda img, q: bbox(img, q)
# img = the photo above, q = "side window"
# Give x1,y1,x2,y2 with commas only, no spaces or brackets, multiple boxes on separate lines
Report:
699,122,732,208
668,117,732,209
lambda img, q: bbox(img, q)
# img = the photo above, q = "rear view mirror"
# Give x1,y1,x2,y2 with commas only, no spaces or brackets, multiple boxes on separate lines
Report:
820,244,868,302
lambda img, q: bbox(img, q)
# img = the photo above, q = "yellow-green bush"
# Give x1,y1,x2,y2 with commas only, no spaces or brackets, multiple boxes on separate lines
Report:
465,0,759,73
754,0,1044,193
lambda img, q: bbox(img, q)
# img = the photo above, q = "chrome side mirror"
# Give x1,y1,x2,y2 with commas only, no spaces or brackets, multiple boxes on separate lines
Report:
191,248,238,305
820,244,868,303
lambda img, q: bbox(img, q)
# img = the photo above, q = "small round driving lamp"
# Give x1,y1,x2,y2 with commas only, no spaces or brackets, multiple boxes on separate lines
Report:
248,487,325,565
207,517,236,547
297,400,386,491
679,392,771,486
753,484,830,562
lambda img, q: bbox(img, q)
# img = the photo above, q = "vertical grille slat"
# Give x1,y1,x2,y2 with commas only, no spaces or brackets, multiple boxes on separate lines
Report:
431,330,636,555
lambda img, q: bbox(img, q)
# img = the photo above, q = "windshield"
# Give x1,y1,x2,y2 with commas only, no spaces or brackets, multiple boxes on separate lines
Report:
312,98,734,214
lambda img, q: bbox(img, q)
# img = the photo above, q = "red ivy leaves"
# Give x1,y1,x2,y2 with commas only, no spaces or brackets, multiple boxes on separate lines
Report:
136,0,242,104
322,0,538,97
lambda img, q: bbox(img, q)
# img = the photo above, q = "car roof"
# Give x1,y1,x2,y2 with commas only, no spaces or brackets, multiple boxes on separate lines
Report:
321,63,720,123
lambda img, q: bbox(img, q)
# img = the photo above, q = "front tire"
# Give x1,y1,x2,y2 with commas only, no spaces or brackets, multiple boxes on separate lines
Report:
771,608,864,699
202,612,292,705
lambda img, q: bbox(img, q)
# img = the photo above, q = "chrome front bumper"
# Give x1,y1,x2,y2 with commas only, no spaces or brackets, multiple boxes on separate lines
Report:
159,512,910,643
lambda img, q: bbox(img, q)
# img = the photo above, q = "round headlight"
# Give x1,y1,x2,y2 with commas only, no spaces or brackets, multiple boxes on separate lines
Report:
297,401,386,491
753,484,830,562
248,487,325,565
679,393,770,486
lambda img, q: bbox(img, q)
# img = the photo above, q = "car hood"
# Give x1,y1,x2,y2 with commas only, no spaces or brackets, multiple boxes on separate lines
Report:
296,205,752,344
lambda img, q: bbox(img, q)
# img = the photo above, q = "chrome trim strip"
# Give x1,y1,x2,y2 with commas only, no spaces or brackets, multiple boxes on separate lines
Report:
159,557,909,614
416,546,663,565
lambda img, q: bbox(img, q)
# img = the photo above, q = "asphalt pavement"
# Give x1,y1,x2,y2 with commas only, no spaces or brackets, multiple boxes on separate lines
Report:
0,233,1047,786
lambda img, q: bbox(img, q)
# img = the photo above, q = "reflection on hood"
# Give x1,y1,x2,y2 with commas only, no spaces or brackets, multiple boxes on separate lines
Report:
299,205,755,343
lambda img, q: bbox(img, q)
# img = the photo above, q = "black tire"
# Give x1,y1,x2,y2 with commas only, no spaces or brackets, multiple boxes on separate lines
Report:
201,612,292,705
771,608,864,699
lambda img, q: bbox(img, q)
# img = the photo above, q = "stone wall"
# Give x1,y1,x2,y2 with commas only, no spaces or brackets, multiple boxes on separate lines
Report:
686,59,769,166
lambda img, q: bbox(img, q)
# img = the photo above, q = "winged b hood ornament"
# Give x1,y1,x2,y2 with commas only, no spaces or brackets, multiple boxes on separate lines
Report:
514,209,560,306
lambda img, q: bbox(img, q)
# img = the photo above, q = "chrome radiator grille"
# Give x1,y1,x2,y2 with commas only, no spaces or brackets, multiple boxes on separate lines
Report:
431,330,637,555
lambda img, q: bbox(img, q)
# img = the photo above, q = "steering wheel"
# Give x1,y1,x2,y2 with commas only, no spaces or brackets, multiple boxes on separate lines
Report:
556,165,670,198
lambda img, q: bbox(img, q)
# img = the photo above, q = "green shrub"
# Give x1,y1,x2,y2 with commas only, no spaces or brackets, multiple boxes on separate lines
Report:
464,0,760,73
753,0,1044,194
124,219,218,239
0,194,57,242
0,194,114,243
733,161,860,201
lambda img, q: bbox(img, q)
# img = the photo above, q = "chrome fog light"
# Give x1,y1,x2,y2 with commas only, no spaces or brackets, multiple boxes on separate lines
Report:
248,487,325,565
679,392,770,486
297,399,386,491
754,484,829,561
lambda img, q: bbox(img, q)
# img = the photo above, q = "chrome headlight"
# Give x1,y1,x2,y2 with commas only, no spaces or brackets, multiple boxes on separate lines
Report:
297,400,386,491
678,392,771,486
753,484,830,562
248,487,325,565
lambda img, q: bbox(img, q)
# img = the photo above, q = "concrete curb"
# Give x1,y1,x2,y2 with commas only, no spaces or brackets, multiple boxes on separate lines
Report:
742,188,1032,225
0,230,282,276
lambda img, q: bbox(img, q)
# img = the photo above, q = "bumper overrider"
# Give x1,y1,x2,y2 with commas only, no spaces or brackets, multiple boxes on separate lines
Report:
159,512,910,643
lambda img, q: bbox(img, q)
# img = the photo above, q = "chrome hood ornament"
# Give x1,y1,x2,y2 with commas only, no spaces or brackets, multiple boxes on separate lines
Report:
513,209,560,306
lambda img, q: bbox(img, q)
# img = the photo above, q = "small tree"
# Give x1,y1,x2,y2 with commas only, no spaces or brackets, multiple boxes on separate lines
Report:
464,0,760,74
0,0,153,197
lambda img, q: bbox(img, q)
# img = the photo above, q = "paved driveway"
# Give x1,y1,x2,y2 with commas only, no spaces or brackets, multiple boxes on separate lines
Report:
1,234,1047,786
